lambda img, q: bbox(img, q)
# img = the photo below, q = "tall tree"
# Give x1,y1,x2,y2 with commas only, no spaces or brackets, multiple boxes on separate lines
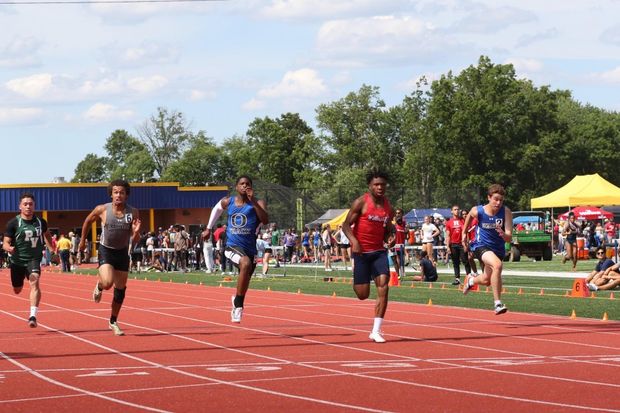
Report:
72,153,108,183
105,129,157,182
136,107,191,177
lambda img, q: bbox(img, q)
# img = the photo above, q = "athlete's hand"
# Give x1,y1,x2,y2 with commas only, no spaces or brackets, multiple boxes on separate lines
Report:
201,228,211,241
4,245,15,255
246,186,254,201
350,239,362,254
78,240,86,252
132,218,142,235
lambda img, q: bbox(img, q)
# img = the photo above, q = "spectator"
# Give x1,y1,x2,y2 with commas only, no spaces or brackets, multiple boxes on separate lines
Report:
588,257,620,292
420,215,439,264
321,224,333,271
174,225,190,272
586,246,615,291
202,225,216,273
412,251,437,282
605,218,616,244
56,233,72,272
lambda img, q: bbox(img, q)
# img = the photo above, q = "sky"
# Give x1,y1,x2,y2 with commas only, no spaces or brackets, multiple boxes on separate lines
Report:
2,0,620,184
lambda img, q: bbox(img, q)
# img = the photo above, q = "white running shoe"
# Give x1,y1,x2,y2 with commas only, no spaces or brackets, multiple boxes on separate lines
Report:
494,303,508,315
93,283,102,303
462,274,474,295
109,322,125,336
368,331,386,343
231,296,243,323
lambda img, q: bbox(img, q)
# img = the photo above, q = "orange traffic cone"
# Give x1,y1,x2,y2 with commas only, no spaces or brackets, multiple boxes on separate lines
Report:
539,289,545,296
297,288,301,294
610,292,615,300
332,291,337,297
570,309,577,319
602,312,609,321
427,298,433,306
517,288,523,295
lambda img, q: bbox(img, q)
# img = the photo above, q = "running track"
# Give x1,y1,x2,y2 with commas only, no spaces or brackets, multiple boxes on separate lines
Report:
1,270,619,412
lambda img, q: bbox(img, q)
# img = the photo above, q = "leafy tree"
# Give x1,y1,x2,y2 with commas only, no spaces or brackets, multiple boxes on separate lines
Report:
136,107,191,177
162,132,234,185
72,153,108,183
105,129,157,182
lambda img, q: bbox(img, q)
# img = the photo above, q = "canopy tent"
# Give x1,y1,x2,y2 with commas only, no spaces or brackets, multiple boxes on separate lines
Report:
306,209,348,229
531,173,620,208
324,209,349,230
404,208,451,225
558,206,613,221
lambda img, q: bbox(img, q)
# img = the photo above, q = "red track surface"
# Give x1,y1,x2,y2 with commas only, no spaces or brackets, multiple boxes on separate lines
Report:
1,269,620,412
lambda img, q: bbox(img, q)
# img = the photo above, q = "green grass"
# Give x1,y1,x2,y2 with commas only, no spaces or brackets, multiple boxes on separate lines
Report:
71,255,618,321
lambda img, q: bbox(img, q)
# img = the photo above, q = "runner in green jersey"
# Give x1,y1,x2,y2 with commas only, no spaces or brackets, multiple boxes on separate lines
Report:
3,193,54,328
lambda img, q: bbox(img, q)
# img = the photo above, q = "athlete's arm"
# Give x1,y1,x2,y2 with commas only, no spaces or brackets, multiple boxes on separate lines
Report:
202,197,229,240
496,208,513,243
78,205,105,251
342,196,364,254
461,206,477,250
3,219,17,254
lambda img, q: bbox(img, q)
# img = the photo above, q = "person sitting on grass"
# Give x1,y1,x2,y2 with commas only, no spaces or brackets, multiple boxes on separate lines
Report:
588,256,620,291
412,251,437,282
586,246,615,291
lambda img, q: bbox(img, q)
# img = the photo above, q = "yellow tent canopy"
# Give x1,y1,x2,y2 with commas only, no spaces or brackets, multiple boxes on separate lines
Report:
324,209,349,230
531,173,620,208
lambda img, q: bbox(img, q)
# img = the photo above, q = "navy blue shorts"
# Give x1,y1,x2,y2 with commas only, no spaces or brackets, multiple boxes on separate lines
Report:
352,250,389,285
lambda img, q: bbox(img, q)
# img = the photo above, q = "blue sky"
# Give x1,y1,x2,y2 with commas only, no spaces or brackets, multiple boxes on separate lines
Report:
2,0,620,183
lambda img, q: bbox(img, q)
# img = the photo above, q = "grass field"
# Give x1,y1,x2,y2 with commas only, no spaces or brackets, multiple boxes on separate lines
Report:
70,255,618,321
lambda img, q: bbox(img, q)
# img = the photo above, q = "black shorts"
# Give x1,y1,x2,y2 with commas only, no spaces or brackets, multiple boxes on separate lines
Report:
264,247,273,254
224,246,256,269
352,250,389,285
10,260,42,288
473,247,504,261
98,244,130,272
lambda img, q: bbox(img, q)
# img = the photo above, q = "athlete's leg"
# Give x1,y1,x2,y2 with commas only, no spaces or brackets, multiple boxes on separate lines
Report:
111,270,129,319
480,251,503,302
262,252,271,275
373,274,389,318
98,264,116,290
28,273,41,307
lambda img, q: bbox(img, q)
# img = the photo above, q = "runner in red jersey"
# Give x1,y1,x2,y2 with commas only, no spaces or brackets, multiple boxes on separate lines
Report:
342,168,394,343
445,205,472,285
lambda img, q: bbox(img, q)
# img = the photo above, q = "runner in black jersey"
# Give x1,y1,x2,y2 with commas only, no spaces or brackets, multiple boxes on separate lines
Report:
3,193,54,328
79,180,141,336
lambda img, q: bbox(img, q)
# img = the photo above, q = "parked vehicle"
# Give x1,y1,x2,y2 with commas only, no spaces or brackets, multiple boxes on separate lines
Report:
505,211,552,261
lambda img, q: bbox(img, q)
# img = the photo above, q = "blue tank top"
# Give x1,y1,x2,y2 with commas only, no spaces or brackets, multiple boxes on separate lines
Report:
225,197,259,255
313,232,320,245
471,205,506,258
302,232,310,246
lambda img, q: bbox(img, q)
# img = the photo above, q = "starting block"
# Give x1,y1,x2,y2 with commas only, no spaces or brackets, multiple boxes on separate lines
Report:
571,278,590,298
388,271,400,286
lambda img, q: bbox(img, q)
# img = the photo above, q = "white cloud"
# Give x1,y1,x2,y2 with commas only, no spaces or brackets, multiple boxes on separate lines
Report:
0,107,44,125
451,5,537,33
591,66,620,84
257,68,327,98
83,102,134,121
504,58,543,73
516,28,559,48
259,0,410,19
0,36,43,68
242,98,266,111
126,75,168,93
600,23,620,46
315,16,464,65
5,73,53,99
188,89,216,101
101,41,180,68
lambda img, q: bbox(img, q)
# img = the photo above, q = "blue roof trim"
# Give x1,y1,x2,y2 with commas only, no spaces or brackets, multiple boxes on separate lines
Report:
0,184,229,212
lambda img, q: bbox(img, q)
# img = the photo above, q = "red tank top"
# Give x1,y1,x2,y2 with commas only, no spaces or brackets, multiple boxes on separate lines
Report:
353,193,393,253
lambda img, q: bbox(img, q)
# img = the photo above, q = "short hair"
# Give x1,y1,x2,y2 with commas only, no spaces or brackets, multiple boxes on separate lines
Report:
108,179,131,196
420,250,428,258
596,246,605,254
20,192,35,202
487,184,505,197
236,175,253,186
568,212,575,218
365,167,389,185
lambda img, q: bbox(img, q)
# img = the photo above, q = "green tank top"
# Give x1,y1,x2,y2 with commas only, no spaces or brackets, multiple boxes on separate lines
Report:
8,215,46,266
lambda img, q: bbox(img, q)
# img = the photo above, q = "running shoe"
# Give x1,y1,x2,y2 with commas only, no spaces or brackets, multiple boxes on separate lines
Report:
28,316,37,328
231,296,243,323
494,303,508,315
462,274,474,295
368,331,386,343
93,283,102,303
109,321,125,336
452,278,461,286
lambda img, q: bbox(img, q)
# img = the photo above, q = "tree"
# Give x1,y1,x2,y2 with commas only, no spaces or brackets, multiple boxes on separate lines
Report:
136,107,191,177
105,129,157,182
162,132,234,185
72,153,108,183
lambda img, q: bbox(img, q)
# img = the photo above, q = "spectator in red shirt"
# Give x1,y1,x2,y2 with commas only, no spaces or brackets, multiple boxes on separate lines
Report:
445,205,472,286
604,218,616,244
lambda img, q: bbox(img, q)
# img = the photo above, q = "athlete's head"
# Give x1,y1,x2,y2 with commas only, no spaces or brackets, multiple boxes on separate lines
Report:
451,205,460,217
366,167,389,198
486,184,505,211
235,175,253,195
19,192,36,218
108,179,130,205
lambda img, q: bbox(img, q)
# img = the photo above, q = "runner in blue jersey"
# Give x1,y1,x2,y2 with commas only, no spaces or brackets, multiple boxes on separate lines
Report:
461,184,513,315
202,176,268,323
